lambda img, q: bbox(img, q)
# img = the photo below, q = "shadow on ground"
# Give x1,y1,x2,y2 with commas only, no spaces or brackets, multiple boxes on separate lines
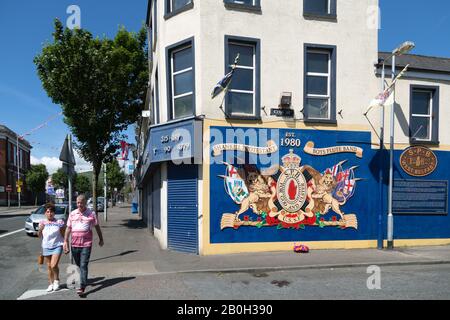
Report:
90,250,139,263
0,214,29,219
120,219,147,229
80,276,136,298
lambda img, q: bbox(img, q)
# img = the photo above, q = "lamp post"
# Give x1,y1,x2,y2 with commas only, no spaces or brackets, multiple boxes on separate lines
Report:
386,41,415,250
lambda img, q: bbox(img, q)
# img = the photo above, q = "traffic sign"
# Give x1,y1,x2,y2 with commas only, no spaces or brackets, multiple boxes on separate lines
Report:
6,185,12,192
17,186,21,193
17,180,23,186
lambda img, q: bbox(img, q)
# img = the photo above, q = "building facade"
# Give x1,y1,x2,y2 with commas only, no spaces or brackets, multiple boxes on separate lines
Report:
136,0,450,255
0,125,32,206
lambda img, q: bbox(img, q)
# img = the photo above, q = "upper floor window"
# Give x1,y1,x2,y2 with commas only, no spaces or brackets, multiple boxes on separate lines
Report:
165,0,193,19
225,36,260,119
410,86,439,144
304,44,336,123
152,0,158,51
167,39,195,120
303,0,336,18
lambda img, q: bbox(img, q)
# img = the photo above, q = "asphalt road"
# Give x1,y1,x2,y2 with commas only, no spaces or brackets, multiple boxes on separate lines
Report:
21,263,450,300
0,212,54,300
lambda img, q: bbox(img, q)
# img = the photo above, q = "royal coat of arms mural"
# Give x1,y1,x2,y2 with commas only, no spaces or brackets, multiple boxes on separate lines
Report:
212,128,365,234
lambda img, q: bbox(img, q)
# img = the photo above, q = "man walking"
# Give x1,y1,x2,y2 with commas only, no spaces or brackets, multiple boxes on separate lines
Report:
64,194,104,296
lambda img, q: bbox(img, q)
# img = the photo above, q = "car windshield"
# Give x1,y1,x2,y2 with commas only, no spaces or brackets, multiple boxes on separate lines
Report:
34,206,66,215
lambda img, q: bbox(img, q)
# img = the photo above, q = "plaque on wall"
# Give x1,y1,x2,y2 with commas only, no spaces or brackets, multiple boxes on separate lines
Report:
400,146,437,177
393,179,448,215
270,108,294,117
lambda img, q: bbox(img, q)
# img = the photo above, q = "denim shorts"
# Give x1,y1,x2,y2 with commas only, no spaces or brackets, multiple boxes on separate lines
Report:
42,246,63,257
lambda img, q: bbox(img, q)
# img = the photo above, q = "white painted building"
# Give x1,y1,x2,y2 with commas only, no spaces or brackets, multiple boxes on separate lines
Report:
136,0,450,255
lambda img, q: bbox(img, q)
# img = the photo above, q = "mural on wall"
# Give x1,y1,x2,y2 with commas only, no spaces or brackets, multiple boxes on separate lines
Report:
218,144,362,232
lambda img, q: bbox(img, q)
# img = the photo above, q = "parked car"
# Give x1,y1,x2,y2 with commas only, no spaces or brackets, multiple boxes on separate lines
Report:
24,204,70,236
87,200,104,212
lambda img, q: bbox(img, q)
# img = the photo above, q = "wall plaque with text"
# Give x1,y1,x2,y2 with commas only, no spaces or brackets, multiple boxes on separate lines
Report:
393,179,448,215
400,146,437,177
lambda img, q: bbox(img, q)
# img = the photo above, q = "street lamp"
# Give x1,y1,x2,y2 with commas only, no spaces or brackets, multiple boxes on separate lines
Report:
386,41,415,250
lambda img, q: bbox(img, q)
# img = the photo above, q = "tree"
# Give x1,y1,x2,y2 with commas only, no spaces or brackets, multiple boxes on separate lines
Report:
75,174,91,195
34,19,148,212
106,159,126,206
26,164,49,206
52,168,76,190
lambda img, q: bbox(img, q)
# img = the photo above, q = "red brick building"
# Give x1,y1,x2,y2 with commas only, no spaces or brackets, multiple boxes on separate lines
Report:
0,125,32,206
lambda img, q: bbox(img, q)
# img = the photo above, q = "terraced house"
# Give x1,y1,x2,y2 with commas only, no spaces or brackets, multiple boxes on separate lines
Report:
134,0,450,255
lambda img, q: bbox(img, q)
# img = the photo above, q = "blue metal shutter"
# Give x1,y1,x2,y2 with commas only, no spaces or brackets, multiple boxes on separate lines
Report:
167,164,198,254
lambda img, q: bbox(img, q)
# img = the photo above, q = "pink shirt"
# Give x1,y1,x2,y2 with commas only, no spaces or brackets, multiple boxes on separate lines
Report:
67,208,98,248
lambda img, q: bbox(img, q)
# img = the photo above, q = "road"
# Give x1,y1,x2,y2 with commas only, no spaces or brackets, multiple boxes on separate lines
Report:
14,263,450,300
0,208,49,300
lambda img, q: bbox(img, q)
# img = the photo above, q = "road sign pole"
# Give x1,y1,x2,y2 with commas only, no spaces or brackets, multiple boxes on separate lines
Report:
16,136,21,209
7,191,10,208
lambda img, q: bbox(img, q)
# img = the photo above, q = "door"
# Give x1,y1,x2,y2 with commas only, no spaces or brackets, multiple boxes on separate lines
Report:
167,163,198,254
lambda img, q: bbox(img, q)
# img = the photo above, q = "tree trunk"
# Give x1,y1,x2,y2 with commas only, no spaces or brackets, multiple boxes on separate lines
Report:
35,196,37,206
92,162,101,215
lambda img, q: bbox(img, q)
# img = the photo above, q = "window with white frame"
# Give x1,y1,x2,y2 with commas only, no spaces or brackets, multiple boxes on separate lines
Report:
170,44,194,119
152,0,158,51
225,0,258,6
305,49,331,120
168,0,192,13
410,88,439,143
226,41,256,116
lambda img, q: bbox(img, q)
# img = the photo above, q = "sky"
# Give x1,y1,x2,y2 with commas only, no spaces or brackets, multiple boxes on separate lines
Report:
1,0,449,174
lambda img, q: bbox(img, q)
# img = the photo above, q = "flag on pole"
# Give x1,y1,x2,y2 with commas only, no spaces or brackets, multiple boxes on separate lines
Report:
365,64,409,115
211,54,240,99
120,141,129,161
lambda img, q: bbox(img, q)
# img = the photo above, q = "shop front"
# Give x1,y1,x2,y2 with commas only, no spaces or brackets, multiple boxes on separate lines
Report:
201,120,450,255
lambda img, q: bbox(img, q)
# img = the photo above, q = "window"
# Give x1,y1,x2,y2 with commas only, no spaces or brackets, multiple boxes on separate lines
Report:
303,0,336,18
225,36,260,119
167,39,195,120
410,86,439,144
165,0,193,19
152,0,158,51
152,69,160,124
224,0,261,9
304,45,336,122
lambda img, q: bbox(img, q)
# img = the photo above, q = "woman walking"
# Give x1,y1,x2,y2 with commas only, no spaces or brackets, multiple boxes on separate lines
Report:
38,202,65,292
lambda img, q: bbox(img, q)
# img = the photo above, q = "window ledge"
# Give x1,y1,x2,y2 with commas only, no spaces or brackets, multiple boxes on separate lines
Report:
410,139,440,147
303,119,338,126
303,13,337,22
225,114,262,121
164,2,194,20
224,3,262,14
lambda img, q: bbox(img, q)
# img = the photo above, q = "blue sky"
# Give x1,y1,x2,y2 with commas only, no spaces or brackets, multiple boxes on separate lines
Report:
0,0,449,173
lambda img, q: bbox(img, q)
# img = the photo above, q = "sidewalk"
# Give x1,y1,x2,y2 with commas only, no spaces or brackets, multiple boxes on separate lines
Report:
82,205,450,276
18,204,450,299
0,206,37,216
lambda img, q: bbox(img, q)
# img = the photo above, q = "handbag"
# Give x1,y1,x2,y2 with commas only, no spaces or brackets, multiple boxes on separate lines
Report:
37,253,44,265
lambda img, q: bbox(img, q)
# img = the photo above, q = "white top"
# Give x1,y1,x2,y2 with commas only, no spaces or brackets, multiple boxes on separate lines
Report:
40,219,65,249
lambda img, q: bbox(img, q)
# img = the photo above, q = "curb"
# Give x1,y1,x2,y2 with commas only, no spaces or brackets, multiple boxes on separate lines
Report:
154,259,450,276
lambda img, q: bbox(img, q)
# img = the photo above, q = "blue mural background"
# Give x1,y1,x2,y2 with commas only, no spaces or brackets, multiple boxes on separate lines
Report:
208,126,450,244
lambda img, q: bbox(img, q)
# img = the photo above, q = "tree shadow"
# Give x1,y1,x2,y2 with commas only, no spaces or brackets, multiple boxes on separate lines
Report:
80,276,136,298
90,250,139,263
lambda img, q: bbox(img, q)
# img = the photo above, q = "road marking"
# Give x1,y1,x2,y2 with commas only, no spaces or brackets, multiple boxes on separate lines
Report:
0,228,25,238
17,288,69,300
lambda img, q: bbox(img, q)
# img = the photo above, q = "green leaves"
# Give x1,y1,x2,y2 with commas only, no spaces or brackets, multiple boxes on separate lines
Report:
26,164,49,194
34,19,148,188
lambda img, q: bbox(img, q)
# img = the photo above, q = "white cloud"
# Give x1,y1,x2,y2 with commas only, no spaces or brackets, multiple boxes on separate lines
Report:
31,152,92,175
